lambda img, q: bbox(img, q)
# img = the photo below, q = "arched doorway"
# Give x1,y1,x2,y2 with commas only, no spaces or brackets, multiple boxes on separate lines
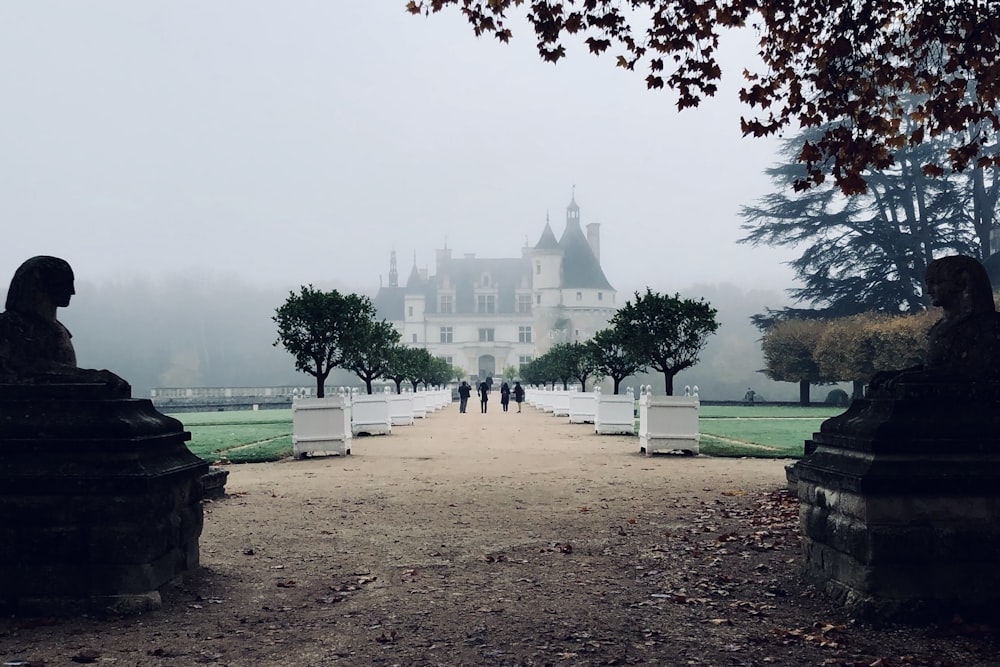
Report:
477,354,495,380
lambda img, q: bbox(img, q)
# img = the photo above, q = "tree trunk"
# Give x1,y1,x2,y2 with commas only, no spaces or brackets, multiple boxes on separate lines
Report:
852,379,864,400
394,380,402,394
663,371,675,396
365,379,374,394
799,380,810,406
613,377,622,394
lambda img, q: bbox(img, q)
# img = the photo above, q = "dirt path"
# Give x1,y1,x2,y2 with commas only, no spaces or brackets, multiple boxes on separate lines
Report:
2,402,997,666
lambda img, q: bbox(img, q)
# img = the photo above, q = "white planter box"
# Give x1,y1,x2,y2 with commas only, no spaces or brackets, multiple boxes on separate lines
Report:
351,393,392,436
292,396,351,458
569,392,597,424
412,392,427,419
387,393,414,426
639,394,700,456
595,390,635,435
540,390,555,413
551,390,571,417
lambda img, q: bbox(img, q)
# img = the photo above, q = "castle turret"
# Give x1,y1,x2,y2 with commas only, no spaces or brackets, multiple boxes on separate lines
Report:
531,213,562,293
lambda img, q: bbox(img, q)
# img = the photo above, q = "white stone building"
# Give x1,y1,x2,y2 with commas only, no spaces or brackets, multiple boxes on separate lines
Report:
372,195,618,380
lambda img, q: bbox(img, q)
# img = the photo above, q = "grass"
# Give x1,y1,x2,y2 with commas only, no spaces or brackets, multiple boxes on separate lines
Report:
169,404,849,464
171,409,294,464
698,404,846,458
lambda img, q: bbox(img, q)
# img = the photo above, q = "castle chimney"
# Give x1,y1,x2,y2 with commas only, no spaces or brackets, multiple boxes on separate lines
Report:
586,223,601,262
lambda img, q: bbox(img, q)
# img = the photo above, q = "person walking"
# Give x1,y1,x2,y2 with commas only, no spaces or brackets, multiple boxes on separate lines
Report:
458,381,471,413
513,381,525,413
478,379,490,413
500,381,511,412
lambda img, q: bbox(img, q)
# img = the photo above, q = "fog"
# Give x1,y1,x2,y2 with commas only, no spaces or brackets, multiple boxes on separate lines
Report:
7,275,800,402
0,2,798,292
0,3,811,400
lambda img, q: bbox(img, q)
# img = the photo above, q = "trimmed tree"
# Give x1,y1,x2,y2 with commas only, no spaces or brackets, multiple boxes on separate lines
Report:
760,318,833,406
385,345,421,394
343,317,401,394
591,326,646,395
613,289,719,396
569,341,599,391
273,286,372,398
546,343,581,390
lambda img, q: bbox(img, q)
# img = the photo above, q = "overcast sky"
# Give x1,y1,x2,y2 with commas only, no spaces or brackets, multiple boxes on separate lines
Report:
0,2,800,298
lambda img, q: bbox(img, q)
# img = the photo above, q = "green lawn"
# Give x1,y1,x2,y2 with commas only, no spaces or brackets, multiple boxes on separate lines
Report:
169,404,848,464
698,404,845,458
170,409,294,464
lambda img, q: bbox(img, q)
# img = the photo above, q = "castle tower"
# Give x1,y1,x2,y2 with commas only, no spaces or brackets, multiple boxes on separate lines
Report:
388,250,398,288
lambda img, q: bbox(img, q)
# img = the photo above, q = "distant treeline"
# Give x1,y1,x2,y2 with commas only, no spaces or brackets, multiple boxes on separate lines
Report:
3,273,808,401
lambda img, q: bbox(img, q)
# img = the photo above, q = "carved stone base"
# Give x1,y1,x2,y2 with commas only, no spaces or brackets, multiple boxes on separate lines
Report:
0,385,208,615
793,381,1000,622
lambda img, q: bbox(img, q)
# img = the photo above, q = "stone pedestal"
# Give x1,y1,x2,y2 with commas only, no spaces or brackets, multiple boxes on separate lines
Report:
0,383,208,615
793,381,1000,622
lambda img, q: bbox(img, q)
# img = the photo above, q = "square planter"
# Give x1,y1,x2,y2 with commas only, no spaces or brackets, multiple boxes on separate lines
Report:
292,396,352,458
638,393,699,456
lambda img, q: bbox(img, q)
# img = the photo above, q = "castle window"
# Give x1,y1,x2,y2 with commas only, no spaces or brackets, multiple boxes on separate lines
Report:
440,327,453,343
477,294,496,313
517,294,531,313
535,262,541,275
440,295,453,313
482,273,491,287
408,305,413,316
536,294,541,305
518,326,532,343
519,355,533,366
576,292,582,301
598,292,603,301
412,334,417,343
479,328,495,342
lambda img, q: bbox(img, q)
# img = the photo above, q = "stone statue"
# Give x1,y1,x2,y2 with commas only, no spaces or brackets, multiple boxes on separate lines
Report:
0,256,128,394
869,254,1000,394
794,254,1000,622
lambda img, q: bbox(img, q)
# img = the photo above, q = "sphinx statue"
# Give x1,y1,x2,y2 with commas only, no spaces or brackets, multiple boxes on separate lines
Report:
0,256,209,616
869,254,1000,393
794,254,1000,622
0,255,129,395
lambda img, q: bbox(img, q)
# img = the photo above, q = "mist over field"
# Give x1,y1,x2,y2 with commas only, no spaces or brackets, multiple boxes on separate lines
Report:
11,275,804,402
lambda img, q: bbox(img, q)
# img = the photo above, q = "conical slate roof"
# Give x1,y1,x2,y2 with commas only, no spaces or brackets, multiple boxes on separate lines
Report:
534,222,560,251
406,262,424,291
558,219,613,290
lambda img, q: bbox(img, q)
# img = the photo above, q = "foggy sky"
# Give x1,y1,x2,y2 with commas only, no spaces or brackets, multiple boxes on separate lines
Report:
0,2,799,298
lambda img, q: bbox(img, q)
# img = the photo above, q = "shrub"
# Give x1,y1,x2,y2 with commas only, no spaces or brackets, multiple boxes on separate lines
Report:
825,388,850,407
